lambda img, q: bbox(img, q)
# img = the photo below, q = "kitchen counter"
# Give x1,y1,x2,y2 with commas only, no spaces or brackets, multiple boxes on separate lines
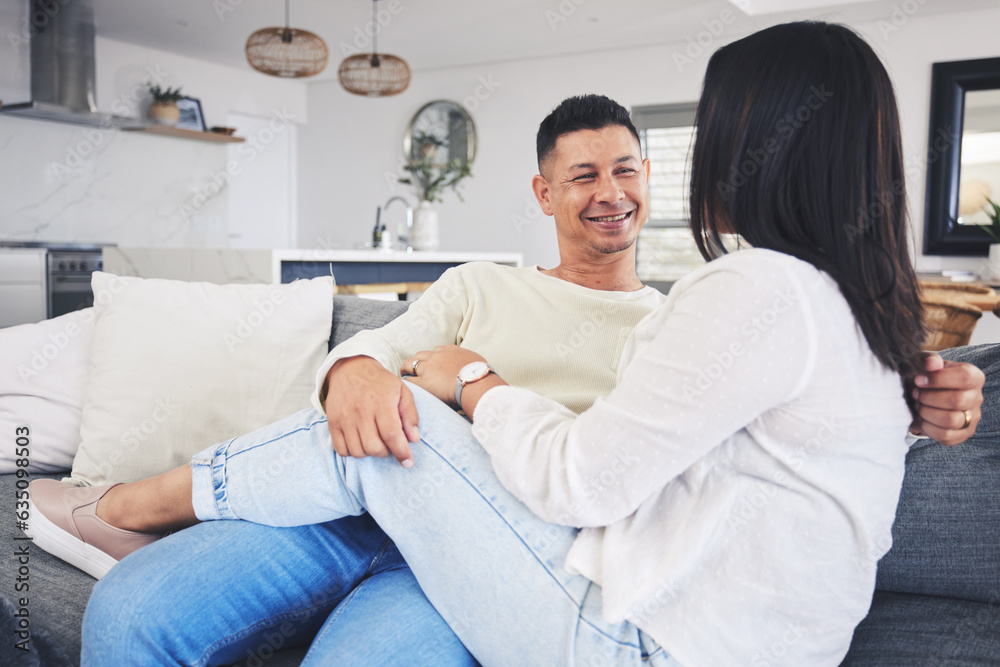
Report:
274,249,523,285
102,247,523,286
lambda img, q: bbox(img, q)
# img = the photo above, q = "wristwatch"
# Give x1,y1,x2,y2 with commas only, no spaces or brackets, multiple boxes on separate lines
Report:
455,361,495,408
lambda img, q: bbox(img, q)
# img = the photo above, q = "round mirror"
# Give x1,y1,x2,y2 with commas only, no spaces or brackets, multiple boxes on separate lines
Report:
403,100,477,167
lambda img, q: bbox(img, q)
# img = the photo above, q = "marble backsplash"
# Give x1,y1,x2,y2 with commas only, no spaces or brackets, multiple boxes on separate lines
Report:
0,114,230,247
103,248,272,284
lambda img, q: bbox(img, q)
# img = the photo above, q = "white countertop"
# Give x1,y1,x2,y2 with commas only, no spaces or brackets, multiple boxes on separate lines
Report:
104,247,524,285
271,249,522,285
272,249,523,264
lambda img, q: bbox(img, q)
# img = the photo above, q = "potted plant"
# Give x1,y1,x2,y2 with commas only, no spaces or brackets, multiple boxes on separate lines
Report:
398,146,472,251
976,197,1000,280
147,84,184,126
412,131,448,160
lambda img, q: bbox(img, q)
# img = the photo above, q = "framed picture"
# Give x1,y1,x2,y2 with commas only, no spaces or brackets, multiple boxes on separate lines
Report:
175,97,206,132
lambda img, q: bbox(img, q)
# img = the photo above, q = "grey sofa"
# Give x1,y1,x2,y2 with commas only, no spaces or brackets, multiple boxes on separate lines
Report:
2,295,998,666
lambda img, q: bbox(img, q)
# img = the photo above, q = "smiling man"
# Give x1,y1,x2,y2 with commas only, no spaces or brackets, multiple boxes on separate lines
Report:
533,122,650,290
28,95,982,666
314,95,660,468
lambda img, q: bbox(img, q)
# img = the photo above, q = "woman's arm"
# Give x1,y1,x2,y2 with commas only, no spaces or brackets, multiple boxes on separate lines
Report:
408,255,821,527
402,346,509,415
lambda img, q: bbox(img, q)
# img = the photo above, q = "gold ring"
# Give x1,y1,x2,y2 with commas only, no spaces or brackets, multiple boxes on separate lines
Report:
962,409,972,429
411,359,421,373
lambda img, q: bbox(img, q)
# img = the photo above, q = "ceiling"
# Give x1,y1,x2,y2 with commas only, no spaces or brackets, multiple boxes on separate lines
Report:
91,0,996,83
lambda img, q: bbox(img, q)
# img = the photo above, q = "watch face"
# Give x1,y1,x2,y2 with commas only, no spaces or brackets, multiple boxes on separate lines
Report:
458,361,491,382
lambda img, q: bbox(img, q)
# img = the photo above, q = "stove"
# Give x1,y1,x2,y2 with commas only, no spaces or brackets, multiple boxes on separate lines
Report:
0,241,110,318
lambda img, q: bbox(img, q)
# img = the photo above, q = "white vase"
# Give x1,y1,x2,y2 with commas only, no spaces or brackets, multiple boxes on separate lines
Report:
410,201,440,251
989,244,1000,281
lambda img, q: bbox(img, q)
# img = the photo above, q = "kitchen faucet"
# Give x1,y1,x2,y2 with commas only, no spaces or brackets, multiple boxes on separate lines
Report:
382,196,412,251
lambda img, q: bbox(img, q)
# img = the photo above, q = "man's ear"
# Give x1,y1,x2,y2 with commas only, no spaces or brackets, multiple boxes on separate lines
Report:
532,174,554,216
643,158,651,180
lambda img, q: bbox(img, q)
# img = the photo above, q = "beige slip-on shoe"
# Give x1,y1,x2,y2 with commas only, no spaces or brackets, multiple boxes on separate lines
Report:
24,479,164,580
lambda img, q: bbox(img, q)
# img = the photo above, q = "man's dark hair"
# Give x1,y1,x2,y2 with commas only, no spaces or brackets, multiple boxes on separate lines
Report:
536,94,640,171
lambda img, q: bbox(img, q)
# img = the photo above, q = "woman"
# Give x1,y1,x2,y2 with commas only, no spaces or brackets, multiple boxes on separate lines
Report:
385,21,925,664
77,21,923,665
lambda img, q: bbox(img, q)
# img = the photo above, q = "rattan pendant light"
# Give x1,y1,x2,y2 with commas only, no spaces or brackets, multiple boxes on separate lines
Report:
245,0,329,78
338,0,411,97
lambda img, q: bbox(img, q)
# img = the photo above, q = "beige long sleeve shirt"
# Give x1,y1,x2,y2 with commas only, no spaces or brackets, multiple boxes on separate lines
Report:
311,262,666,415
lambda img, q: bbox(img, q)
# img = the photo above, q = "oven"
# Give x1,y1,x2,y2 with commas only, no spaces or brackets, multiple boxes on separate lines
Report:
47,249,104,318
0,242,108,320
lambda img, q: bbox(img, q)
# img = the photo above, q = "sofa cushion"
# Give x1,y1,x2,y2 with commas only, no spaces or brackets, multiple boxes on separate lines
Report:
71,273,334,486
1,472,93,665
841,590,1000,665
874,343,1000,603
330,295,410,349
0,309,94,474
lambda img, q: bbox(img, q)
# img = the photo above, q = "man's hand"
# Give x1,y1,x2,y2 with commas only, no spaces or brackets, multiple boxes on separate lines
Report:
911,353,985,446
323,356,420,467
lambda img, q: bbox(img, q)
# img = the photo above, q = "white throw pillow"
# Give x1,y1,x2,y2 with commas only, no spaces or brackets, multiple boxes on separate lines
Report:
69,272,333,487
0,309,95,474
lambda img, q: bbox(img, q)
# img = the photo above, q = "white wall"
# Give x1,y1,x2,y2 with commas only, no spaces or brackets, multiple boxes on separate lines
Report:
0,37,307,248
868,6,1000,274
298,5,1000,269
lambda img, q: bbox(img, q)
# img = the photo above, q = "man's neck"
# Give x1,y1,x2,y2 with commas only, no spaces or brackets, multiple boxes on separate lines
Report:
539,253,645,292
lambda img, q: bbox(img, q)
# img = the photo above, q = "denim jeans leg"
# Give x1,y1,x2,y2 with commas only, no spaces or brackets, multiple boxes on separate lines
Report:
302,545,479,667
191,384,677,666
82,514,396,666
189,407,362,527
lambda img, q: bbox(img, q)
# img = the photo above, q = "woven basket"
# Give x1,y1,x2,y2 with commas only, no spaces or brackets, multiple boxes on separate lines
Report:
919,281,994,297
921,294,983,351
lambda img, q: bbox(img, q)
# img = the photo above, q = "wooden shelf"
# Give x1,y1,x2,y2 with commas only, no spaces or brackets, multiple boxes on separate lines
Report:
125,124,244,143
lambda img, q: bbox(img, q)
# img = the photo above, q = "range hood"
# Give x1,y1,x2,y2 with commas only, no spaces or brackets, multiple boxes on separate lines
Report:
0,0,146,129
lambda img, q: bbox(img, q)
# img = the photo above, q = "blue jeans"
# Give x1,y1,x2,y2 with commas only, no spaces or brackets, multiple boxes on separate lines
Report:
86,384,675,666
83,514,477,666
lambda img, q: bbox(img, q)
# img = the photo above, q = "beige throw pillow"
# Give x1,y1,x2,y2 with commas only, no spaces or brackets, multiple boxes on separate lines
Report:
69,272,333,486
0,308,95,473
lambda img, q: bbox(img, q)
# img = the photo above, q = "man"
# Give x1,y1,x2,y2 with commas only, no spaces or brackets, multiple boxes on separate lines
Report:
31,95,983,664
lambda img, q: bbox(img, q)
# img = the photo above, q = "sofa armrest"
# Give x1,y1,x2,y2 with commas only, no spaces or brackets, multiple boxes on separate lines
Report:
873,343,1000,603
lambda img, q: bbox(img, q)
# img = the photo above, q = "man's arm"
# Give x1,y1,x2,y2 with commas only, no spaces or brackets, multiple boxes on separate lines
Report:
316,268,471,466
911,353,985,446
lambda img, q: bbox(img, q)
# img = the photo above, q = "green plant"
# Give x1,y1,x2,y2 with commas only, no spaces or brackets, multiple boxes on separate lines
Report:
977,197,1000,243
399,157,472,204
412,131,448,150
147,84,184,103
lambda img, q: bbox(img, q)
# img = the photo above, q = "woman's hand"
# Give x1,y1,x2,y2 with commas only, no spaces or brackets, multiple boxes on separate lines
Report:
910,353,985,446
402,346,490,409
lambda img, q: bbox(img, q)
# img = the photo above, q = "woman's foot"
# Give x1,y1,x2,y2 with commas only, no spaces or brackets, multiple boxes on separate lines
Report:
24,479,165,580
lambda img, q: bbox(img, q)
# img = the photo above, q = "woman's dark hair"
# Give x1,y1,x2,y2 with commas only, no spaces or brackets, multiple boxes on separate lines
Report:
536,94,640,170
689,21,924,414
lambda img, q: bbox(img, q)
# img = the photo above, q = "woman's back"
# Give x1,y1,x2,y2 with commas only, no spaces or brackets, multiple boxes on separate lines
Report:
600,248,910,665
477,248,912,665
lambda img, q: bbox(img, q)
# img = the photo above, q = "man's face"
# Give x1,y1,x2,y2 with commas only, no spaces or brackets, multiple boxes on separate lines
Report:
533,125,650,258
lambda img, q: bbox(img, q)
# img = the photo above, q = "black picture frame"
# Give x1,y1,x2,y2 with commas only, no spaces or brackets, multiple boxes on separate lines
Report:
175,96,206,132
923,57,1000,256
